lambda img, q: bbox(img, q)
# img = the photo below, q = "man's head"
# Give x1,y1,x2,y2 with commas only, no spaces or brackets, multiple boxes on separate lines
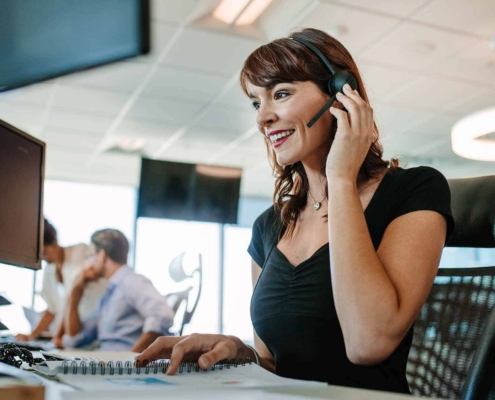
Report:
42,218,60,264
90,229,129,276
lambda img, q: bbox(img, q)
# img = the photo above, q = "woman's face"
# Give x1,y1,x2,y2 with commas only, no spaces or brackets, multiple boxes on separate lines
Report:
246,80,334,166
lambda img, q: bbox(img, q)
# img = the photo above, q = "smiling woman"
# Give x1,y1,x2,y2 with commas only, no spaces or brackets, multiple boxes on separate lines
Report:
135,28,455,396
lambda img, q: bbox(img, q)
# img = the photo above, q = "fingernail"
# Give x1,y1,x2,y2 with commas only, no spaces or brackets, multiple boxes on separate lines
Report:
344,83,350,90
199,357,209,369
336,92,343,97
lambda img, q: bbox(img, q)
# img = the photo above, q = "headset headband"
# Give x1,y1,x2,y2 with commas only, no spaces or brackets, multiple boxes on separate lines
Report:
292,37,336,76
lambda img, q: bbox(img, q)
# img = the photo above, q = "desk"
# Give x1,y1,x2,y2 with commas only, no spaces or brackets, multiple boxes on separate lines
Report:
25,372,429,400
2,358,435,400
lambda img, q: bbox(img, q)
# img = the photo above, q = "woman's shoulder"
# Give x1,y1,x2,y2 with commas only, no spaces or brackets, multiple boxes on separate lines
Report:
253,204,279,226
388,165,449,192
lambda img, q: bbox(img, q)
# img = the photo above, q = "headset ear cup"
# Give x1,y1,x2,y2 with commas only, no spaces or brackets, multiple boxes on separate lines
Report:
330,71,358,95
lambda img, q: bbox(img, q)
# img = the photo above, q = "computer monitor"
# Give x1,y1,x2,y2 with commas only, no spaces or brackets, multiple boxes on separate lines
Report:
0,0,150,93
0,119,45,270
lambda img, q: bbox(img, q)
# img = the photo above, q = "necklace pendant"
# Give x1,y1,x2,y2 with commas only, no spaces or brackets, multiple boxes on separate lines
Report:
314,202,321,211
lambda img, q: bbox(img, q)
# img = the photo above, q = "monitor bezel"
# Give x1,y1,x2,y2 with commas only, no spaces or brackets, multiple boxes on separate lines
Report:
0,119,45,270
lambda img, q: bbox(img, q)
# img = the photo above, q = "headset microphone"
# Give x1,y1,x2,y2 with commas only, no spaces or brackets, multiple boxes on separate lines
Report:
292,37,358,128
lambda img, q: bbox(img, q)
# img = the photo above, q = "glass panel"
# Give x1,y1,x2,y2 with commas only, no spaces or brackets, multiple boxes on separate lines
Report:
222,225,254,344
134,218,221,335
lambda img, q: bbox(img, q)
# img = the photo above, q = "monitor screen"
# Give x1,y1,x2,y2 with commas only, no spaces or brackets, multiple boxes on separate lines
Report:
137,159,242,224
0,120,45,270
0,0,150,93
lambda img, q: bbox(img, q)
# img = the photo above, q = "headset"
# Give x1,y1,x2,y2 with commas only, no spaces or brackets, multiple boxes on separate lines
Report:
292,37,358,128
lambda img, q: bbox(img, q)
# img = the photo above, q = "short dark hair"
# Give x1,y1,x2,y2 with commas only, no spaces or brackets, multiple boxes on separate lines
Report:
43,218,57,245
90,229,129,264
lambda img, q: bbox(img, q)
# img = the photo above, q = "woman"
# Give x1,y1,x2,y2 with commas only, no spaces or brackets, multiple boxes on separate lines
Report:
136,28,454,394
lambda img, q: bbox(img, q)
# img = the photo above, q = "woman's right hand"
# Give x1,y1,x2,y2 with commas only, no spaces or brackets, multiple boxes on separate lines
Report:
135,333,249,375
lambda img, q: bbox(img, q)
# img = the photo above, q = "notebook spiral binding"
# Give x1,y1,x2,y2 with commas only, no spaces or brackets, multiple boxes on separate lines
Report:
60,357,253,375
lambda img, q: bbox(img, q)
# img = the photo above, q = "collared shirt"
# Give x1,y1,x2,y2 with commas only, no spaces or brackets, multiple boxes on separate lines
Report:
64,266,174,351
41,243,107,335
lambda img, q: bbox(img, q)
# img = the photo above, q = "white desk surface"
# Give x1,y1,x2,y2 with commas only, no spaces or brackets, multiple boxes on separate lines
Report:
35,373,428,400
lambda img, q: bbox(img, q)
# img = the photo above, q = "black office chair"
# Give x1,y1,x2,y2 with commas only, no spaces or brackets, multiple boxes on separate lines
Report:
406,175,495,400
164,252,202,336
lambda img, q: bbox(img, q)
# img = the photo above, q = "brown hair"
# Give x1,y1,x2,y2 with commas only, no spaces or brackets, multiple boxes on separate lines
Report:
91,229,129,265
240,28,398,238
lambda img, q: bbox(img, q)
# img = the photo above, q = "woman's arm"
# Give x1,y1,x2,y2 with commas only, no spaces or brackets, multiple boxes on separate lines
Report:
251,260,276,373
327,178,446,365
135,260,276,375
326,84,447,365
16,310,55,341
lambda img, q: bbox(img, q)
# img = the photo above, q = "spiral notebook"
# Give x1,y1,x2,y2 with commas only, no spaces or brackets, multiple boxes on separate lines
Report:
33,358,325,391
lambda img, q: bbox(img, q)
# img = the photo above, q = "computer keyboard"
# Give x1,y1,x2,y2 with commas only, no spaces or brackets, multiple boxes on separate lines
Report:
0,336,55,351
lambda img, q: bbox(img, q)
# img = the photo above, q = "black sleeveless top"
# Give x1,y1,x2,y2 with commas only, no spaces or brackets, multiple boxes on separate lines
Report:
248,166,455,394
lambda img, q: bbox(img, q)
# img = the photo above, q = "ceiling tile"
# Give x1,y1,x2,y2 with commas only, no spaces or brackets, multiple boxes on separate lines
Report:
163,27,262,76
151,0,200,24
431,41,495,87
401,115,460,139
52,85,130,114
127,95,205,123
0,82,55,106
324,0,431,18
186,126,248,142
116,117,182,139
46,110,114,134
382,76,479,111
357,62,418,101
360,21,478,70
194,105,254,131
413,0,495,36
442,87,495,115
373,103,434,136
43,128,101,150
215,83,253,112
143,67,230,102
297,2,400,54
60,62,151,94
132,22,178,64
0,103,45,136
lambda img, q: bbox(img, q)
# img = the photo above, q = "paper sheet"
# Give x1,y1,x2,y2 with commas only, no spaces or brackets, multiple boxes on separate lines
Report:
52,363,325,391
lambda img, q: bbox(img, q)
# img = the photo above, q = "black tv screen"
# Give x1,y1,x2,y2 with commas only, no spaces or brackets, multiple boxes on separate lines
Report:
137,159,242,224
0,119,45,270
0,0,149,93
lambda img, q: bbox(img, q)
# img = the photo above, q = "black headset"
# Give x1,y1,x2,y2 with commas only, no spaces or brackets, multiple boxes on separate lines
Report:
292,37,358,128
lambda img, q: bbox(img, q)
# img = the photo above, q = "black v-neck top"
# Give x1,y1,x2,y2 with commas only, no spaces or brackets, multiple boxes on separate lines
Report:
248,166,455,394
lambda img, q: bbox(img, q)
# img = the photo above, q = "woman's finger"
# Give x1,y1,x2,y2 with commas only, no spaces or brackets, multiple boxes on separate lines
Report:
329,107,350,132
342,83,367,106
198,340,237,370
135,336,183,363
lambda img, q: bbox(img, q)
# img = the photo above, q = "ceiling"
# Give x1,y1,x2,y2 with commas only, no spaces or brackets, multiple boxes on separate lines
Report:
1,0,495,199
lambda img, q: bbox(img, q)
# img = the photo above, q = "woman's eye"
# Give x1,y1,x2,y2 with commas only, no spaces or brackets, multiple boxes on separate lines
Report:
275,91,289,100
251,102,260,111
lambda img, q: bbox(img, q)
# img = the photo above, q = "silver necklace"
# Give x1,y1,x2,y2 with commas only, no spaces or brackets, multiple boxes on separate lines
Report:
308,190,325,211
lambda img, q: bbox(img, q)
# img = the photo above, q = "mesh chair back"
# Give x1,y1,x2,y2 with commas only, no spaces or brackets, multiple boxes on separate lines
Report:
407,267,495,399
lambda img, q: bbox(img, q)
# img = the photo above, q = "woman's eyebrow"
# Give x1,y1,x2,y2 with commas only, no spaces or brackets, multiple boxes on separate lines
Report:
248,92,257,99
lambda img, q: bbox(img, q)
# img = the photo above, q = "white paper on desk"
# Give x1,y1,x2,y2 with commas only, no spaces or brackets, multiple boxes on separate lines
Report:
53,363,325,391
62,386,327,400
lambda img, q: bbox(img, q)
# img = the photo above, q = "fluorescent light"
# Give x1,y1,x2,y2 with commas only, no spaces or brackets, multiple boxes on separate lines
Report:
213,0,251,25
451,106,495,161
117,137,146,152
235,0,273,25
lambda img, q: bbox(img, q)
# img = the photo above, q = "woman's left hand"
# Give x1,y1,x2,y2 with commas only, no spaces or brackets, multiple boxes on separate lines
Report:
327,83,374,181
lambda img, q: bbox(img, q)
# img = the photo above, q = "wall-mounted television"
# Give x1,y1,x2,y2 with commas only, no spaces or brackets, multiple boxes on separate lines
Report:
137,159,242,225
0,0,150,93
